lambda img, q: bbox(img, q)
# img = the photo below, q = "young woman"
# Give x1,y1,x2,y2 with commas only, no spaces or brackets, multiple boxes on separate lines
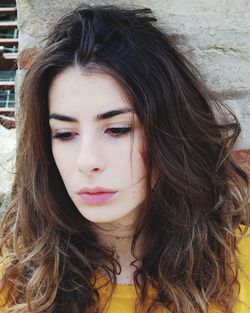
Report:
0,4,249,313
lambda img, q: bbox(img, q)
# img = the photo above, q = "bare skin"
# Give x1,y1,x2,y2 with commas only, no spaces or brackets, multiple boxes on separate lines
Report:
95,205,144,285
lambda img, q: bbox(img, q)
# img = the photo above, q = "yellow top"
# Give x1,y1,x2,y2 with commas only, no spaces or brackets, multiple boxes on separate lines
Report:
1,228,250,312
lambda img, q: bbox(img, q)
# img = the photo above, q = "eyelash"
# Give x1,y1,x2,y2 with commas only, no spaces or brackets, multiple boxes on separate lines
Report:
52,127,132,141
106,127,132,137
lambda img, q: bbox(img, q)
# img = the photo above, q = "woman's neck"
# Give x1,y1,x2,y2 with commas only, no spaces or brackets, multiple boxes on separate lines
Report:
94,221,144,285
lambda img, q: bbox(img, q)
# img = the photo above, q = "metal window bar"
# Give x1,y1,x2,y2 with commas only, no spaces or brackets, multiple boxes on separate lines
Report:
0,29,18,38
13,28,18,38
0,4,16,8
0,70,15,81
0,45,17,52
0,10,16,19
0,90,15,108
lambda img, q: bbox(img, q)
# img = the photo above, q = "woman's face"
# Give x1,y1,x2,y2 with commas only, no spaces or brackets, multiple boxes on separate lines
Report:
48,66,147,225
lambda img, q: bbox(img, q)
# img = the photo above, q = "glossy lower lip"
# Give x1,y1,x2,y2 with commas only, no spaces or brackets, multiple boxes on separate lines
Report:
78,192,117,205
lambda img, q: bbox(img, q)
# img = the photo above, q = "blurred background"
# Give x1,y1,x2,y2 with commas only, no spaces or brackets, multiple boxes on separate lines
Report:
0,0,16,212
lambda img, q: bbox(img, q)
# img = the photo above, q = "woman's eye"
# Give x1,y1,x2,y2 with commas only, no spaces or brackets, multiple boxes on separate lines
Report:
52,131,77,141
106,127,132,138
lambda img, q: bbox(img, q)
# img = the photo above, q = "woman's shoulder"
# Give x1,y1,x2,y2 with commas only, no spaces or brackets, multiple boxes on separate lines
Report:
0,263,10,308
234,225,250,312
237,225,250,262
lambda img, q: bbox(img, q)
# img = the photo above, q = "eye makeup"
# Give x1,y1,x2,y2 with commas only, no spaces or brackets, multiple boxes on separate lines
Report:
52,131,78,141
52,126,133,142
105,127,132,138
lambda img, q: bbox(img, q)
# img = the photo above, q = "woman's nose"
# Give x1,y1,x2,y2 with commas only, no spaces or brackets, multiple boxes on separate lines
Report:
75,136,106,175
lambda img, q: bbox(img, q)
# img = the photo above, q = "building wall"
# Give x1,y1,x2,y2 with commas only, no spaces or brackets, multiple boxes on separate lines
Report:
16,0,250,171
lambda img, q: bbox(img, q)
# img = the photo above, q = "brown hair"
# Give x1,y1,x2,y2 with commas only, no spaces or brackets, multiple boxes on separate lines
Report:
1,4,249,313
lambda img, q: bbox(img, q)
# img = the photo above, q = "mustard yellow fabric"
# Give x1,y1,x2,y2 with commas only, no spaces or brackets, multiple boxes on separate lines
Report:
233,228,250,313
0,255,13,308
1,228,250,312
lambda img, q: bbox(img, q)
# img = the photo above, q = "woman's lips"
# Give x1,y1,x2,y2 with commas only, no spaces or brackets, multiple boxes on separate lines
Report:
78,192,117,205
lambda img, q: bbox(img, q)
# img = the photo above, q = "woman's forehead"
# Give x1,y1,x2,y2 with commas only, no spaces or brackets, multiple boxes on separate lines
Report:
48,67,134,119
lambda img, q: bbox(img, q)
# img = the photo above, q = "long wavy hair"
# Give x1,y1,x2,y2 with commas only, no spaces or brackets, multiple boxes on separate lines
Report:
0,4,249,313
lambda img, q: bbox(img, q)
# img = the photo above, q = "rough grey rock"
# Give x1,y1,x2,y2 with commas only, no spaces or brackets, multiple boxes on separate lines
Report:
0,126,16,205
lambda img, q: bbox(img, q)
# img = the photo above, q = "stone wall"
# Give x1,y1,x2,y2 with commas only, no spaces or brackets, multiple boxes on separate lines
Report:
0,125,16,210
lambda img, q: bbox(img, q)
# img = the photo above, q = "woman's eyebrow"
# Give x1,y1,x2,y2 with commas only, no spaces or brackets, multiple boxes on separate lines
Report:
49,108,134,123
49,113,78,122
96,108,134,120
